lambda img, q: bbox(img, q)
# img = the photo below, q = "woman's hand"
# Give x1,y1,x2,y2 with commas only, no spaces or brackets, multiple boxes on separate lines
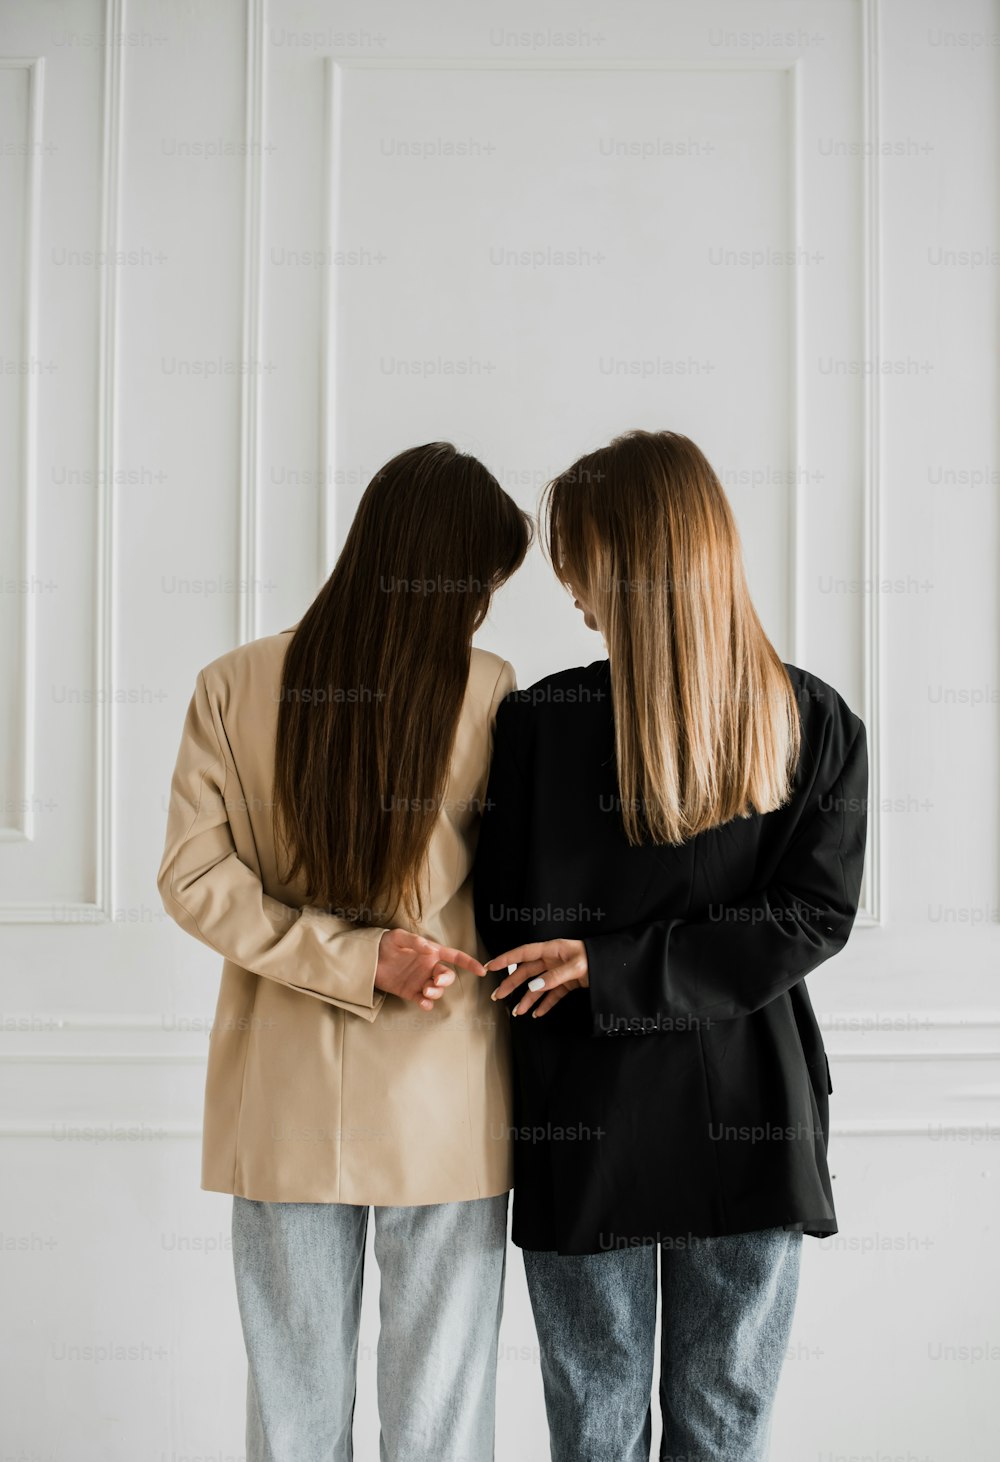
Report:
485,939,589,1018
374,928,485,1011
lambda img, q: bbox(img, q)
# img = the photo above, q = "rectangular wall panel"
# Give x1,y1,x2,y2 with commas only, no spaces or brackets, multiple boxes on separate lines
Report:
0,59,41,841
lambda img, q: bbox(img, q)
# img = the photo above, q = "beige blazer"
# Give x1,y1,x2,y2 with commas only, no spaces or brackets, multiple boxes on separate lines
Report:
157,630,516,1205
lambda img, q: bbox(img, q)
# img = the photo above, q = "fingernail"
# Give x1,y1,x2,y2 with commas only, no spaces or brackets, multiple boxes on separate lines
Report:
528,976,546,992
507,964,518,976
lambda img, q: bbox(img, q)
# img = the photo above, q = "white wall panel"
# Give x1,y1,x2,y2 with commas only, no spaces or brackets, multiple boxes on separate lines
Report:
0,6,109,918
0,58,40,844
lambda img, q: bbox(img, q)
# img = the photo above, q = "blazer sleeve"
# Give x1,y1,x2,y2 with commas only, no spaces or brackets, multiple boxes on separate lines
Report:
156,669,387,1020
586,712,868,1031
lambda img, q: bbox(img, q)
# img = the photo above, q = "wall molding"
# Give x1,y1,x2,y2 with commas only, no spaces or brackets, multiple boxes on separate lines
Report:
319,55,338,581
3,1008,997,1035
860,0,883,928
0,1122,202,1138
831,1119,1000,1138
827,1050,1000,1063
0,1051,207,1064
3,1008,1000,1066
0,0,123,921
0,1119,995,1141
2,1048,999,1066
321,36,883,929
0,57,42,845
237,0,267,646
90,0,123,924
820,1010,1000,1031
788,55,804,674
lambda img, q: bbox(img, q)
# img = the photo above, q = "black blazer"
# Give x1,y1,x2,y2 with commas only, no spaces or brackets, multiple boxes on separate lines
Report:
473,659,868,1255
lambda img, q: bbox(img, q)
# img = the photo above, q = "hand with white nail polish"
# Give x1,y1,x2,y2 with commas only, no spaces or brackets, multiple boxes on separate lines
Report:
483,938,589,1019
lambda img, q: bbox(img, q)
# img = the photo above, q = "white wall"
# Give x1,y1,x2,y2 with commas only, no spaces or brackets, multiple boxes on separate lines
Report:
1,1,997,1458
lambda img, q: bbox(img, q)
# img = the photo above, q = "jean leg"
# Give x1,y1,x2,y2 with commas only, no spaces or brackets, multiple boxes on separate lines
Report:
659,1228,802,1462
231,1195,368,1462
522,1243,658,1462
373,1192,509,1462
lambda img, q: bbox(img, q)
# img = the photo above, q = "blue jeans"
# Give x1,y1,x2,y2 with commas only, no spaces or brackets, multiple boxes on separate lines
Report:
231,1192,508,1462
522,1227,802,1462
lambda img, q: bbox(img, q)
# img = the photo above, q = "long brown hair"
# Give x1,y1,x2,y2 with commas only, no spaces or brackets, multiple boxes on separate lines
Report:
274,442,532,925
543,429,801,845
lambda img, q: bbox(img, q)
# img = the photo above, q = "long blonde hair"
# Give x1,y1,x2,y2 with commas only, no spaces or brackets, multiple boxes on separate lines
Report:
542,429,801,845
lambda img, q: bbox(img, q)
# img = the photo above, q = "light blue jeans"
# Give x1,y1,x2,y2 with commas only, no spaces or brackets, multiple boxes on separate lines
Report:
231,1192,509,1462
523,1227,802,1462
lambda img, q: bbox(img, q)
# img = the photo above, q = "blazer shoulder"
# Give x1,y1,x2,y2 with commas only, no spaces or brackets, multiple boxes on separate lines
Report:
467,646,515,708
782,662,866,782
469,644,508,683
784,662,863,728
501,658,610,714
198,631,293,698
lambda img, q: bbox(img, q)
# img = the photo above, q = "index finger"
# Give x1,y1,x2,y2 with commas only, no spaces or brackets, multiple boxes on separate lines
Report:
434,944,487,978
483,943,545,972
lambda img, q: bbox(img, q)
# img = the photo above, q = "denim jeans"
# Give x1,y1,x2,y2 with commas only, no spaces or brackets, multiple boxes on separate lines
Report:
522,1227,802,1462
231,1192,509,1462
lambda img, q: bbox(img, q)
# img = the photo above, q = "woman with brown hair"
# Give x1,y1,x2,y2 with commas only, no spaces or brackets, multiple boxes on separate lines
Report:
157,442,531,1462
475,429,868,1462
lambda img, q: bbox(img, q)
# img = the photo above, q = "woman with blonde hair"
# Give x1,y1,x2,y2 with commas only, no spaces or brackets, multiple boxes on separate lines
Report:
158,442,531,1462
475,429,868,1462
